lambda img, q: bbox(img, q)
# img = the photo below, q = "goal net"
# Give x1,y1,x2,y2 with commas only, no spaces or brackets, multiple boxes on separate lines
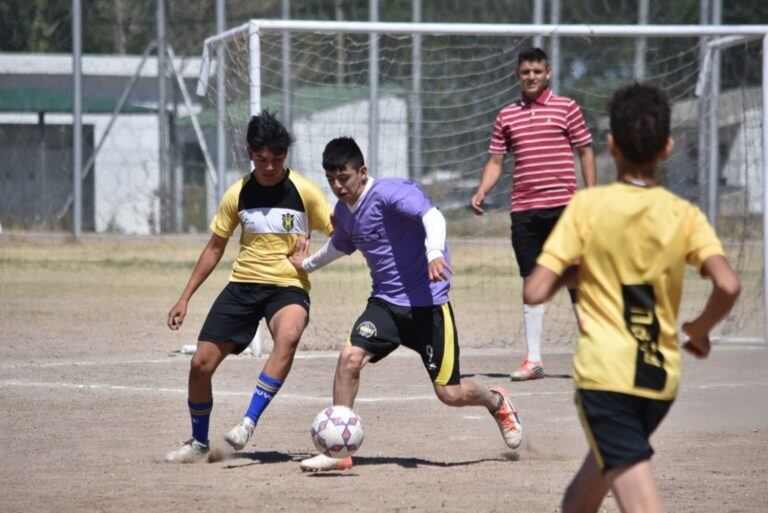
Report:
197,20,766,352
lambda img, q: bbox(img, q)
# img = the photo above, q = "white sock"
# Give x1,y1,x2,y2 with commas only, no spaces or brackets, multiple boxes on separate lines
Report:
523,303,544,362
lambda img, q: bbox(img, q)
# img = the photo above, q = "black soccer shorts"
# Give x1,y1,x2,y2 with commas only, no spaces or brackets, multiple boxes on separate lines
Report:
510,206,566,277
347,297,461,386
575,389,673,472
198,282,310,354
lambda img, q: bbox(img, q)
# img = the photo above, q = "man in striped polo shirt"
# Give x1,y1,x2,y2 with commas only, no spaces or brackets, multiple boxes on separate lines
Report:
470,47,596,381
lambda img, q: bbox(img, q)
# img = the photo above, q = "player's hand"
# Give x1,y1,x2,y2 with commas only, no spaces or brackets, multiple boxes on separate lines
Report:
289,234,309,271
681,321,711,359
428,257,453,282
167,300,188,330
470,191,486,215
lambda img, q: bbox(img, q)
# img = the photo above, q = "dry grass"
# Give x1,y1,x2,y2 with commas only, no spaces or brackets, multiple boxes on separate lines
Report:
0,232,763,355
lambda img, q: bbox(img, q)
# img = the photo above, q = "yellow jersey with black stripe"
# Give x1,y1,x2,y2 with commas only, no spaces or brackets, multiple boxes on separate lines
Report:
537,183,725,400
210,169,333,291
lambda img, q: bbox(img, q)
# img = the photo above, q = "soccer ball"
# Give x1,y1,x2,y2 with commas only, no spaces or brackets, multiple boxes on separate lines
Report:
310,405,364,457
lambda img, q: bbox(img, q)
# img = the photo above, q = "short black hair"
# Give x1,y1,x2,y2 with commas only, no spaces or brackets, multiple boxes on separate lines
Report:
609,83,671,165
246,110,292,155
517,47,549,68
322,136,365,172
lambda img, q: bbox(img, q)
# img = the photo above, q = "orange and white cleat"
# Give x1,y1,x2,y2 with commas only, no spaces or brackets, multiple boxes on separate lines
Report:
300,453,353,472
489,386,523,449
510,359,544,381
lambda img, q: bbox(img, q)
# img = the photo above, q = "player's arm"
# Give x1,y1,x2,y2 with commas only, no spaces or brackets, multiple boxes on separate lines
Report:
470,153,505,215
682,255,740,358
167,233,228,330
422,207,452,282
523,264,578,305
289,238,347,273
576,144,596,187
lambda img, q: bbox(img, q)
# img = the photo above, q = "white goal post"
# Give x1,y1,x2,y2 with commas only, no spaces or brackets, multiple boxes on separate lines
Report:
197,20,768,354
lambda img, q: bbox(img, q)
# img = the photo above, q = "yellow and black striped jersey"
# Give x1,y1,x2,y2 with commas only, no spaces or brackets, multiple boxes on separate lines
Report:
537,183,724,400
210,168,333,291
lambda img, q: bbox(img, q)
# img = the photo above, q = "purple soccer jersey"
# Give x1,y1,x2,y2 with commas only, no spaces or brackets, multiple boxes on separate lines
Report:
330,178,450,307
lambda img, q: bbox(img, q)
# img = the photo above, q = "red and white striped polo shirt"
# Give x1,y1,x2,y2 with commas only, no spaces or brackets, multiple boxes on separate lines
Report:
489,88,592,213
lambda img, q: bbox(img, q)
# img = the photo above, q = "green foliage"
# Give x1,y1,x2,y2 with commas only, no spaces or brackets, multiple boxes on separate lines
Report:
3,0,766,57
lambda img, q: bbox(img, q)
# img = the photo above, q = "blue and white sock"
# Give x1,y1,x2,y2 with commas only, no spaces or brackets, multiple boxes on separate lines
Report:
188,399,212,445
244,372,284,424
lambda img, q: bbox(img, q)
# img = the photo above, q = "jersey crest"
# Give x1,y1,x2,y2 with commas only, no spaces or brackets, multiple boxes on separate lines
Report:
282,213,295,231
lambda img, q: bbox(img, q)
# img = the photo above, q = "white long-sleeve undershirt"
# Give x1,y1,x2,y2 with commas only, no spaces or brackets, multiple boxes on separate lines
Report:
300,239,346,272
422,207,446,262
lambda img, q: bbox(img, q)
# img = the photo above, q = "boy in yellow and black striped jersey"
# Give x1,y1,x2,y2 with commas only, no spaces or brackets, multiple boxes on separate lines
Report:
164,111,333,463
523,84,740,513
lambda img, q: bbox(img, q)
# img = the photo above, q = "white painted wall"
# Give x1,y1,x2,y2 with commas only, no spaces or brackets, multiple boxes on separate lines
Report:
722,109,764,215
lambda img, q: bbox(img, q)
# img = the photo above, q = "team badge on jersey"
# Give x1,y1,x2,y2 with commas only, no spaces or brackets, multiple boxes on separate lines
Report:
282,213,295,231
357,321,377,338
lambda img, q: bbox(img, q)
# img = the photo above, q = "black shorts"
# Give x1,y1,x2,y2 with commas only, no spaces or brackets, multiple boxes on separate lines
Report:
198,282,310,354
348,297,461,386
510,206,565,277
575,389,673,472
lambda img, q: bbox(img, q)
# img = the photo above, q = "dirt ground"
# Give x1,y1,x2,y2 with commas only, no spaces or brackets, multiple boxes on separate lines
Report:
1,234,767,512
2,346,767,513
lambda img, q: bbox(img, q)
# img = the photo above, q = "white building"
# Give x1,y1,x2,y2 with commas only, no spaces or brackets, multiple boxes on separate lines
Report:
0,52,201,234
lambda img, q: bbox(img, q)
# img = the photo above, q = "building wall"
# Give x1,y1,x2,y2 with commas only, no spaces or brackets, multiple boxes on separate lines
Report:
0,113,160,234
0,122,95,230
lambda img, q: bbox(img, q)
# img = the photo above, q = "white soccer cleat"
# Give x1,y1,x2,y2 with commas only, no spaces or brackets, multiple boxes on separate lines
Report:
490,386,523,449
224,417,255,450
164,438,210,463
299,453,354,472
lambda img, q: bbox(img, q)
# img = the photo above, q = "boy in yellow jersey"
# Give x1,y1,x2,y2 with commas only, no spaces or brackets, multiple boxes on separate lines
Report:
164,111,333,463
523,84,740,513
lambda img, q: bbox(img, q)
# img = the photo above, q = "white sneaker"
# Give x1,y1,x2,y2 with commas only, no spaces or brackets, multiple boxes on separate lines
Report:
299,453,353,472
224,417,255,450
490,386,523,449
164,438,210,463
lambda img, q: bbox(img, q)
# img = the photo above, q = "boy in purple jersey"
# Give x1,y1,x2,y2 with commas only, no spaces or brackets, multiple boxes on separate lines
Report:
289,137,523,472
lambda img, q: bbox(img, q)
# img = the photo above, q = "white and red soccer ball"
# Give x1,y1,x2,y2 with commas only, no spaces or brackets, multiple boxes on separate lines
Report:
310,405,364,457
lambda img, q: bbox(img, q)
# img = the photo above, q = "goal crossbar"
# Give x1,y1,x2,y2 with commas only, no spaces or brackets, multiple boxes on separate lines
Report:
209,19,768,39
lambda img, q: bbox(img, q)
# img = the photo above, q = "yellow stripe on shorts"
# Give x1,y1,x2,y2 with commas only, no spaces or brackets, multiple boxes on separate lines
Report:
434,303,456,385
575,392,605,469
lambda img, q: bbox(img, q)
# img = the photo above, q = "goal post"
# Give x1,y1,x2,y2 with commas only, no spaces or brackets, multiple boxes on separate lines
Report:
197,20,768,352
697,33,768,341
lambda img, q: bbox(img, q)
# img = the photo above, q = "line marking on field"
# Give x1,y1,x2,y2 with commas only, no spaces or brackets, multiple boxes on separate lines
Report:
0,348,526,370
1,379,765,404
2,341,763,371
0,358,173,370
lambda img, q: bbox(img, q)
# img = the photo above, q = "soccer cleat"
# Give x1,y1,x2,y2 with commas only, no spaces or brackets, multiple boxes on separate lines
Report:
224,417,256,450
164,438,210,463
489,386,523,449
299,453,354,472
510,359,544,381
